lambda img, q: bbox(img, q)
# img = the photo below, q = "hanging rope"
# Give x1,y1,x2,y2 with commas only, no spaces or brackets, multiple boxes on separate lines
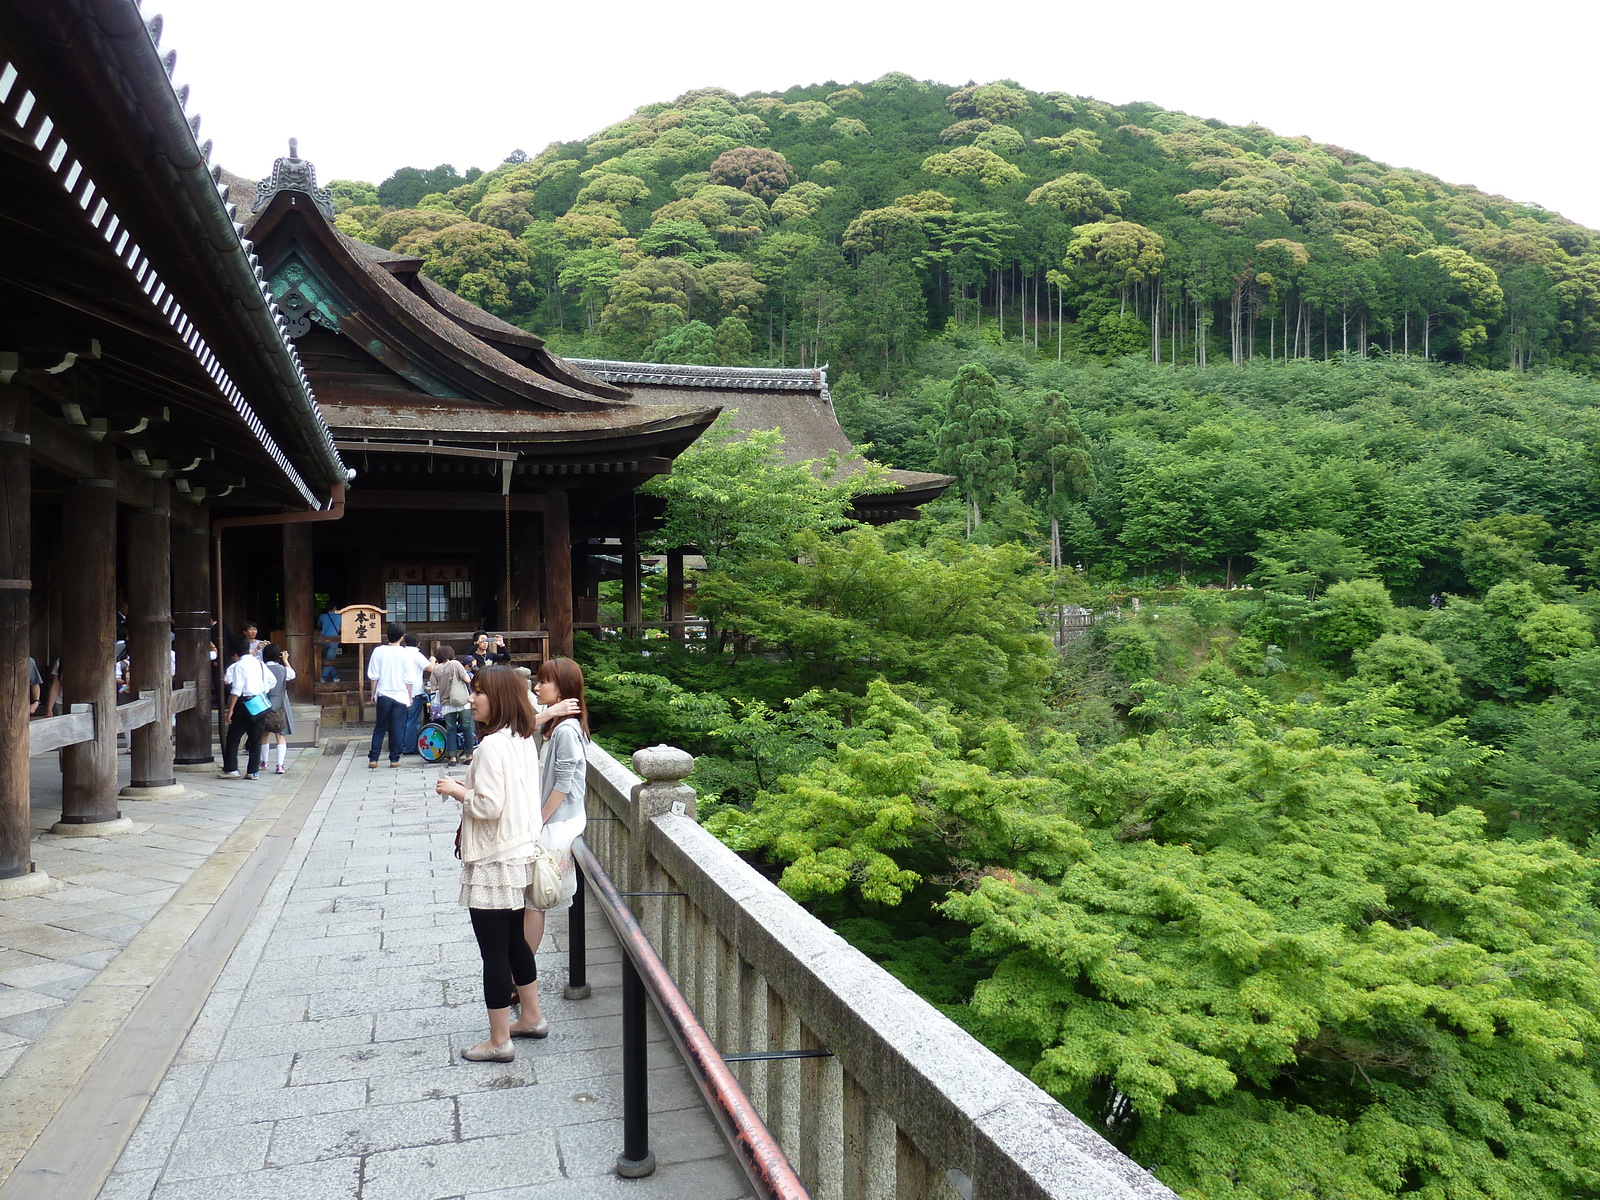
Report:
504,489,512,627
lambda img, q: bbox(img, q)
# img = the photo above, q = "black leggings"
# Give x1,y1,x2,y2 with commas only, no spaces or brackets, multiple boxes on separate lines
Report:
468,907,537,1008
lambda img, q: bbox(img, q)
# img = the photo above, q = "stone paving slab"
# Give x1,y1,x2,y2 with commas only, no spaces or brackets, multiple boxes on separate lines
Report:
0,751,309,1082
96,747,752,1200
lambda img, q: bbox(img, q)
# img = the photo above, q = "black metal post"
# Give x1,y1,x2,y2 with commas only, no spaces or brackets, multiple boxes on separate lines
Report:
563,861,590,1000
615,953,655,1178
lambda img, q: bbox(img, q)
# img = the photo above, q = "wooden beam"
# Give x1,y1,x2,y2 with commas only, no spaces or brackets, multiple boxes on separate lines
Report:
28,705,94,757
334,440,518,462
345,490,553,513
116,695,157,734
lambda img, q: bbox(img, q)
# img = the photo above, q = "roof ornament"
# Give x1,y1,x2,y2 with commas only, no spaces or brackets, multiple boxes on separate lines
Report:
255,138,334,219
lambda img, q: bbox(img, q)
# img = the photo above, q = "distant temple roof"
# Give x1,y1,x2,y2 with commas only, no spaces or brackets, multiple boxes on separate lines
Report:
572,359,955,518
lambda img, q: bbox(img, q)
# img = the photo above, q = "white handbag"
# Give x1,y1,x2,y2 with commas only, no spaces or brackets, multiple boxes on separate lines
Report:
526,843,564,911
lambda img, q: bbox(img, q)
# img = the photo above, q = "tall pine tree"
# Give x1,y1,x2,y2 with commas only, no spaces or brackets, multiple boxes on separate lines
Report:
936,363,1015,534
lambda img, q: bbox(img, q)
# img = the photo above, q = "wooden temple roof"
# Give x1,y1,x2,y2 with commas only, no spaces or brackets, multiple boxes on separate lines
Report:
0,1,347,509
572,359,955,516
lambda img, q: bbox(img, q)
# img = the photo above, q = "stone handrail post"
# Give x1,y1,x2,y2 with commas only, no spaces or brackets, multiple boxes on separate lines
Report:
630,744,696,948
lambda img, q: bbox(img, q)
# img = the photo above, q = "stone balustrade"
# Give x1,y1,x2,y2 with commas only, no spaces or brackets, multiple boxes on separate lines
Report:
583,741,1179,1200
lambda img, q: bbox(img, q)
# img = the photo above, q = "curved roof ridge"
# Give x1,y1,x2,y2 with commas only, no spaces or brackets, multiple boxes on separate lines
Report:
326,226,623,411
571,359,829,392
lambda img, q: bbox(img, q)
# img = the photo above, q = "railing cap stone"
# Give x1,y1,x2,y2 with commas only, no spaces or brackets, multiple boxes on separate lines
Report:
633,744,694,782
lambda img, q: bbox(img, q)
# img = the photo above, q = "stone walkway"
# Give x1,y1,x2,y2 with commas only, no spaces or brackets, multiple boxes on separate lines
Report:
1,754,306,1080
90,746,750,1200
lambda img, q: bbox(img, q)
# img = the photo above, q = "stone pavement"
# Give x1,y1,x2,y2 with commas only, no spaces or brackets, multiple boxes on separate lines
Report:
89,745,751,1200
1,753,308,1080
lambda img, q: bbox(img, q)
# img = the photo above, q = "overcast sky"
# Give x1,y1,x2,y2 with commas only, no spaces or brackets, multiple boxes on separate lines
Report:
152,0,1600,229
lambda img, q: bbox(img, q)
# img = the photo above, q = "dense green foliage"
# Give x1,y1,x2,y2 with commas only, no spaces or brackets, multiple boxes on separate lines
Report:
355,76,1600,1198
339,74,1600,382
565,350,1600,1199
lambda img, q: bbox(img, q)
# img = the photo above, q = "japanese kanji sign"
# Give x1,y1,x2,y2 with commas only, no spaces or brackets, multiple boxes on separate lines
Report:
336,604,387,645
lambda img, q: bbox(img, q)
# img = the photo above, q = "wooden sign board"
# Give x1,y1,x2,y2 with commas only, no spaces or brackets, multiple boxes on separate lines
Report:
336,604,386,645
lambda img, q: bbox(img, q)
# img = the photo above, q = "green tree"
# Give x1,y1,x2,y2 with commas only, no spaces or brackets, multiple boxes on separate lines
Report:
1316,578,1396,656
707,146,796,201
1350,633,1463,719
1250,528,1374,599
714,316,753,364
850,254,925,389
936,364,1016,534
646,319,717,365
1020,392,1094,570
556,246,623,333
640,421,878,571
1025,173,1125,224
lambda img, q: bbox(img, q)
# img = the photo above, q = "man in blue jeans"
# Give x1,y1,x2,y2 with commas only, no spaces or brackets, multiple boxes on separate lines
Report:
366,622,412,768
400,632,429,755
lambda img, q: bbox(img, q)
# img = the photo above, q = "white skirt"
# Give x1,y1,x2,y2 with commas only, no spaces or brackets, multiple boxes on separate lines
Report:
458,855,539,910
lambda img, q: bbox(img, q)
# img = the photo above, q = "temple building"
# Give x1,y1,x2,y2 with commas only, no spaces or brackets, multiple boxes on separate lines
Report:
217,149,951,692
3,1,948,882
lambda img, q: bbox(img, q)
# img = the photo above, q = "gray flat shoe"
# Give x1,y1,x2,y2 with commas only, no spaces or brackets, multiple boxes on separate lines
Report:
460,1041,514,1062
509,1018,549,1039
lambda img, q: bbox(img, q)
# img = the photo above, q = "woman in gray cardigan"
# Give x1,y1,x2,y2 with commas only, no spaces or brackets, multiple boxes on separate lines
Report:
528,657,590,972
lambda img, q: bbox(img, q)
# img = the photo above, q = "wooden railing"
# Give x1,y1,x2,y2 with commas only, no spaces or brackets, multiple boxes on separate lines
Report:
28,682,196,757
583,743,1179,1200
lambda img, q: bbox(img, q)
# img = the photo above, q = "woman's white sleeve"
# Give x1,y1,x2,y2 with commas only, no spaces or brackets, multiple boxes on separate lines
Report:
463,739,507,821
284,662,297,682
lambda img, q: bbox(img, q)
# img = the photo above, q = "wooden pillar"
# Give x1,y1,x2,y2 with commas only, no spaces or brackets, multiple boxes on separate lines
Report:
543,490,573,659
126,479,176,790
0,390,39,882
622,523,642,633
59,467,122,829
282,522,314,703
667,549,685,639
172,515,213,764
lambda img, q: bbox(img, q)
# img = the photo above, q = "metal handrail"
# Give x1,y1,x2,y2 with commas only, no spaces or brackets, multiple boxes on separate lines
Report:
570,836,811,1199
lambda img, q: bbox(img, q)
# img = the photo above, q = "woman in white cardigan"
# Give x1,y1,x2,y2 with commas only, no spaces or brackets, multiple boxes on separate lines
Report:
435,667,572,1062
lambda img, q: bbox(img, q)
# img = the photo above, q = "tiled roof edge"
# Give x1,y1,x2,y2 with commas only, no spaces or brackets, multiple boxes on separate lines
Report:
571,358,831,396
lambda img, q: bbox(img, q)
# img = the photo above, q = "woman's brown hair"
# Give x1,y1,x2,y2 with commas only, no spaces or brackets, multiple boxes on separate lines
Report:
535,656,589,739
472,666,537,738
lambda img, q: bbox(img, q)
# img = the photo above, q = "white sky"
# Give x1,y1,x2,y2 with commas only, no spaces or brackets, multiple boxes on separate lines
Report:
150,0,1600,229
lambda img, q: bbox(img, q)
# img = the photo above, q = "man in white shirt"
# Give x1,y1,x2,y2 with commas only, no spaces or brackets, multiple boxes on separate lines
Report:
367,622,413,768
220,636,272,779
400,633,431,757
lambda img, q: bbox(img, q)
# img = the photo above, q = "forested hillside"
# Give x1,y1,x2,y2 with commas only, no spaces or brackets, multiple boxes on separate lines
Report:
333,78,1600,1198
331,73,1600,382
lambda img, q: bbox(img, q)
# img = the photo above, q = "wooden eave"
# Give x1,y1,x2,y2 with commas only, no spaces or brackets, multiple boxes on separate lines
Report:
248,193,623,413
0,3,345,506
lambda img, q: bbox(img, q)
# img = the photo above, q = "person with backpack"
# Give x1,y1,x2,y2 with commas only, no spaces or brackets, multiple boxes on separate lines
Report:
430,644,475,766
220,635,271,779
